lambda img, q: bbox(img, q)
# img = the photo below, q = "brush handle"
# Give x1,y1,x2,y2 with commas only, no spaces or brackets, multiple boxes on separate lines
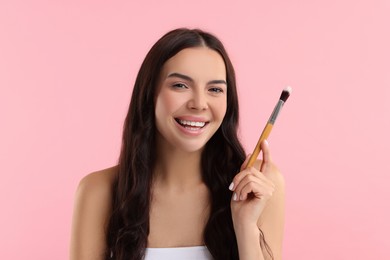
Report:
246,123,273,168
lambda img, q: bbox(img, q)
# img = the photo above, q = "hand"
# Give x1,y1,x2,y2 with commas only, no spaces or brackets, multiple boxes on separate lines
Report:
230,140,276,229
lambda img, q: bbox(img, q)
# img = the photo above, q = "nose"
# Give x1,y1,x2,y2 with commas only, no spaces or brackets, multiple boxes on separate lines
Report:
188,90,208,110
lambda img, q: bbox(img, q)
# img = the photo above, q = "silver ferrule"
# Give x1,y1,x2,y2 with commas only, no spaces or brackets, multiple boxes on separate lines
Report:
268,100,285,124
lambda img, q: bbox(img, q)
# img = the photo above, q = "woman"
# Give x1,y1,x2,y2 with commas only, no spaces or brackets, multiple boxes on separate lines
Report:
70,28,285,260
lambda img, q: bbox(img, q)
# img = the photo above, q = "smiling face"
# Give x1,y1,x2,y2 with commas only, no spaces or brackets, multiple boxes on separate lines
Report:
155,47,227,153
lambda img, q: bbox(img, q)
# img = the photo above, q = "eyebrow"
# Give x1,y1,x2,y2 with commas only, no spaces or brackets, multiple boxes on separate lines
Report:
167,72,227,85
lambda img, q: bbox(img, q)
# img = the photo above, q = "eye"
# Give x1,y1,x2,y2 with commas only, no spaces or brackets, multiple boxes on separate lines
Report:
209,87,224,93
172,83,188,89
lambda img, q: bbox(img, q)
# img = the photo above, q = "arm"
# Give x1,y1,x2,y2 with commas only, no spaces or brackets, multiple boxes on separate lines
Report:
70,168,115,260
230,140,285,260
257,163,285,260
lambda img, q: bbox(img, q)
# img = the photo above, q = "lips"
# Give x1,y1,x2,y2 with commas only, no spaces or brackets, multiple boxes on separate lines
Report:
175,118,207,128
174,117,209,135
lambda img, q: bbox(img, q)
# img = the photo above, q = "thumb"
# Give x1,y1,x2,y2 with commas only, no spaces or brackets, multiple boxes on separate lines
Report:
260,140,272,172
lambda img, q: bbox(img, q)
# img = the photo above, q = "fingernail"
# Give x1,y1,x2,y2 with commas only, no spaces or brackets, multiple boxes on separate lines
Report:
233,193,238,201
264,139,269,145
240,194,244,201
228,182,234,191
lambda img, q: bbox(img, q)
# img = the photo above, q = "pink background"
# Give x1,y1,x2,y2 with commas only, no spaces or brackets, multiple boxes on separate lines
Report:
1,0,389,259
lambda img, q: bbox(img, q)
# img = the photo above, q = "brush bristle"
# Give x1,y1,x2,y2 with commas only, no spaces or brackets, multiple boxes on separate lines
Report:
279,86,292,102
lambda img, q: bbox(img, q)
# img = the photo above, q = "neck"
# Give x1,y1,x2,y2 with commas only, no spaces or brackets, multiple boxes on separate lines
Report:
153,137,204,191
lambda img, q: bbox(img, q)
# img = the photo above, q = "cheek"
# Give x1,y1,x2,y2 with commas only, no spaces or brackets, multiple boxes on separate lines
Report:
155,90,183,117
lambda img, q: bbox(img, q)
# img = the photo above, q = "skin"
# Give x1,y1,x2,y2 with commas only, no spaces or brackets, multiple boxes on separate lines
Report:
149,47,227,247
231,141,285,260
70,47,285,260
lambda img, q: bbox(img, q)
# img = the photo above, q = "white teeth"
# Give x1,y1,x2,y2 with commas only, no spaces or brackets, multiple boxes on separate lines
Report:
178,119,206,127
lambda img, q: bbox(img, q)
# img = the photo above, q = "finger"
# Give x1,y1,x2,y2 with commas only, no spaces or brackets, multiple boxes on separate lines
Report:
239,180,275,201
229,154,253,191
233,174,275,201
230,160,275,193
240,154,252,171
260,140,272,172
233,173,260,200
232,170,265,200
229,166,257,192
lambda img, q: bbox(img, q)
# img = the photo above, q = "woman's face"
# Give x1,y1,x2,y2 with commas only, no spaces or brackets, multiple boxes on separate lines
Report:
155,47,227,153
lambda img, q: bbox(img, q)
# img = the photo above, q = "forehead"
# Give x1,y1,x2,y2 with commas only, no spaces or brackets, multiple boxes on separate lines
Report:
160,47,227,81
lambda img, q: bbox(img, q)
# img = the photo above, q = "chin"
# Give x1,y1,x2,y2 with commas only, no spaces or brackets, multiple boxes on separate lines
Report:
177,143,206,153
175,137,211,153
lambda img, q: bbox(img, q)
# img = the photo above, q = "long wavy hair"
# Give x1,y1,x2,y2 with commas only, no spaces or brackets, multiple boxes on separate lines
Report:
105,28,273,260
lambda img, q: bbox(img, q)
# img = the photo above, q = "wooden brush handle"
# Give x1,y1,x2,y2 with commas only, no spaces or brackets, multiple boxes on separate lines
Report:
246,123,273,168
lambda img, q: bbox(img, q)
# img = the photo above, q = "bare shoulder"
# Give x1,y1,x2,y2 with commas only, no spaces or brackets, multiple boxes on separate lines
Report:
77,165,118,195
74,165,117,214
70,165,118,260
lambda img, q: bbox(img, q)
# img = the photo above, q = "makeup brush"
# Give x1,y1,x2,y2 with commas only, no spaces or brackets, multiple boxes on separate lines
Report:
246,86,292,168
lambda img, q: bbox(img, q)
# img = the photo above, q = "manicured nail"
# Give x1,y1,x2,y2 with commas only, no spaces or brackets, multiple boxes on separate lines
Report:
264,139,269,145
228,182,234,191
240,194,244,201
233,193,238,201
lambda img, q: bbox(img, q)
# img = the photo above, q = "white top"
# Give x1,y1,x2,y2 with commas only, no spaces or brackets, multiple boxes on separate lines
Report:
144,246,213,260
